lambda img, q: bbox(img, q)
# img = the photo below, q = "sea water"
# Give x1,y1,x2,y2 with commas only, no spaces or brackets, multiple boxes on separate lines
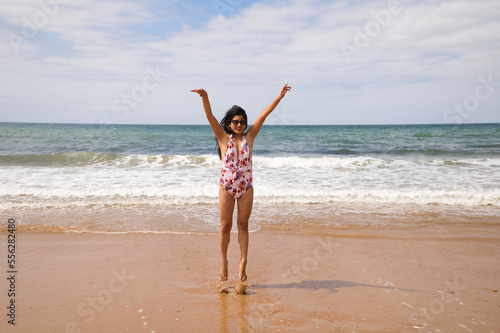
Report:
1,122,499,233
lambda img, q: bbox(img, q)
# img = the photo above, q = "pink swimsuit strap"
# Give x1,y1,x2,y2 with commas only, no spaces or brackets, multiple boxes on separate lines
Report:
219,134,253,199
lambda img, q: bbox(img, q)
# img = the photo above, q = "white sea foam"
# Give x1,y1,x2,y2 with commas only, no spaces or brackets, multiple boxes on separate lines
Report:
1,153,499,210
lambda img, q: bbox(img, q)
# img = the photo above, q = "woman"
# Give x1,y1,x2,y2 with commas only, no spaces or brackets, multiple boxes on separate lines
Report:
191,84,291,282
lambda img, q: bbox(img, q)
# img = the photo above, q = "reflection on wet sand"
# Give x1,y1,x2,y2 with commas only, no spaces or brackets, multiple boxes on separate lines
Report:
218,285,250,333
218,293,229,333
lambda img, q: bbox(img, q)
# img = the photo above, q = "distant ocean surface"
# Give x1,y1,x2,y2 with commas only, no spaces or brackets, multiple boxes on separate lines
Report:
1,122,499,233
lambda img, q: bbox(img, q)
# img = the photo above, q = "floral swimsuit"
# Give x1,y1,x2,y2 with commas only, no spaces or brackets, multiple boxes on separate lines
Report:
220,134,253,199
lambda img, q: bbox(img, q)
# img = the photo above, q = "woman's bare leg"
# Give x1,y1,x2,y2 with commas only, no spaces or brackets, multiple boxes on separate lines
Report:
237,187,253,282
219,187,235,281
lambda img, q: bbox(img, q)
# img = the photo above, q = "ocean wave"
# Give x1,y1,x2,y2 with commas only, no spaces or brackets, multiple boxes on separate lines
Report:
326,148,357,155
3,145,500,169
0,152,120,166
254,155,500,170
3,151,499,170
256,188,500,206
414,133,445,138
0,152,221,168
2,152,499,210
469,144,500,149
2,187,499,209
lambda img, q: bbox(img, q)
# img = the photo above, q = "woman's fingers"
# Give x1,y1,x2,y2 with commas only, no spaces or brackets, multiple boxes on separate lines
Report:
190,88,207,96
281,84,291,96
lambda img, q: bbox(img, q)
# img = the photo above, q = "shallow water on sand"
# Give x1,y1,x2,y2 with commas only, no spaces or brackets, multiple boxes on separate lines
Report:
6,202,499,234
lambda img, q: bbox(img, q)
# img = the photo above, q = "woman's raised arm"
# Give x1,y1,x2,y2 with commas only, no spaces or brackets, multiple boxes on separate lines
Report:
247,84,291,141
191,89,225,142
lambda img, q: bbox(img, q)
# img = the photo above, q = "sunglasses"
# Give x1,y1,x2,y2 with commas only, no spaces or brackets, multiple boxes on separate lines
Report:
231,120,247,126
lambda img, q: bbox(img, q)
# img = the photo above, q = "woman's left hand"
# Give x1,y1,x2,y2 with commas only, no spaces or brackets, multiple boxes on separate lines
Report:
279,84,291,99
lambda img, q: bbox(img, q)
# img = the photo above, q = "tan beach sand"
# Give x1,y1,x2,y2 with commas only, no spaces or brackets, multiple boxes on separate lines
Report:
1,225,499,332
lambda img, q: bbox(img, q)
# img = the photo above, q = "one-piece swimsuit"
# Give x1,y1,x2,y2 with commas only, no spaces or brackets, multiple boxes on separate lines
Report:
219,134,253,199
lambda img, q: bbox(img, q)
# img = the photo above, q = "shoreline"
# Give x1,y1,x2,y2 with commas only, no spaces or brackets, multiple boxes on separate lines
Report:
4,202,500,234
1,224,499,332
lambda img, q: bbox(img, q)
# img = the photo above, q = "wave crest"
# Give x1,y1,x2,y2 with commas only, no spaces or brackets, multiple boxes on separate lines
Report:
0,152,221,168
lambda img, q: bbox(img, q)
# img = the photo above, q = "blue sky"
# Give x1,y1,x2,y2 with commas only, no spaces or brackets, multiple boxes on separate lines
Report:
0,0,499,125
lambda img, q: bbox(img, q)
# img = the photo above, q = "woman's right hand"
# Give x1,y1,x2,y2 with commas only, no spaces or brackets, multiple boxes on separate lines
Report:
190,89,207,97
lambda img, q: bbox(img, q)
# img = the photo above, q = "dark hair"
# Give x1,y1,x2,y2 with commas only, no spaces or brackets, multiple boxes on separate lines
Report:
216,105,248,159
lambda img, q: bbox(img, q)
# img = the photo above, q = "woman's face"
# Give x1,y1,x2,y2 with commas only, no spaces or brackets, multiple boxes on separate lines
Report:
230,115,247,135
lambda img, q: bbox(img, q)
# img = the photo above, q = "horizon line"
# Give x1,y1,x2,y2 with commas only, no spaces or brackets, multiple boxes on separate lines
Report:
1,121,499,127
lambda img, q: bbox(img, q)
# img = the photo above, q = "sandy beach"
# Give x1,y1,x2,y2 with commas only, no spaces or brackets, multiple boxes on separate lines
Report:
1,221,499,333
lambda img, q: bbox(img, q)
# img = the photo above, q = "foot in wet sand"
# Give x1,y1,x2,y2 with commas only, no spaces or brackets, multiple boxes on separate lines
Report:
239,259,247,282
234,281,248,295
217,282,229,294
220,259,228,281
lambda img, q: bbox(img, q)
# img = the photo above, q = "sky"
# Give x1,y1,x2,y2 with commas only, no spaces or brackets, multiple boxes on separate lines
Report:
0,0,499,125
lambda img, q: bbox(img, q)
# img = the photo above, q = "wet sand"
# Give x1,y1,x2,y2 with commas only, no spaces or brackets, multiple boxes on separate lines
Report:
1,225,499,332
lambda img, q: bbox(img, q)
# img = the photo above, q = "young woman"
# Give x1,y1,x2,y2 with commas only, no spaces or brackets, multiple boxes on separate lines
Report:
191,84,291,282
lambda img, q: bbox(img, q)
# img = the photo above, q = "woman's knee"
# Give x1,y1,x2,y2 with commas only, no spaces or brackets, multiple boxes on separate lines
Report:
220,221,232,233
237,219,249,231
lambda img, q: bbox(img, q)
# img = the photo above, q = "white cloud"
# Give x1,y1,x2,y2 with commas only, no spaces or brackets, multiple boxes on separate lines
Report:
0,0,499,124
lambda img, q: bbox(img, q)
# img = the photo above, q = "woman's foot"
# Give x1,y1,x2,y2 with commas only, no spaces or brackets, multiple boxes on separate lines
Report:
239,258,247,282
234,281,248,295
217,282,229,293
220,259,228,281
